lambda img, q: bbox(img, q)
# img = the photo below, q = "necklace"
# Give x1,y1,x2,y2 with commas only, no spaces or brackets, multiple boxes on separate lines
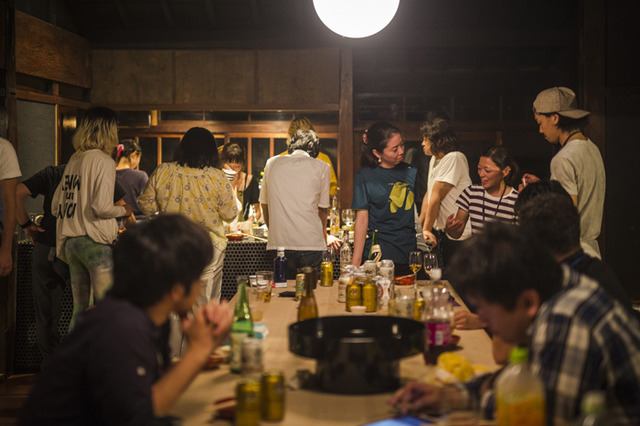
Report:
482,185,507,223
561,130,581,148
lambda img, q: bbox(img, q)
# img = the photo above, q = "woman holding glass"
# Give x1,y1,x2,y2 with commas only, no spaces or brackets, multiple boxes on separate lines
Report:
445,146,519,238
220,143,261,224
351,122,417,275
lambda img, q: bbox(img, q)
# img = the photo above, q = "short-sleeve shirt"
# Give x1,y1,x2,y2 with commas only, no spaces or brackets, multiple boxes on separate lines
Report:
550,138,605,258
259,150,330,251
18,296,170,426
0,138,21,231
23,165,66,247
455,185,518,234
352,162,417,264
116,168,149,221
427,151,472,239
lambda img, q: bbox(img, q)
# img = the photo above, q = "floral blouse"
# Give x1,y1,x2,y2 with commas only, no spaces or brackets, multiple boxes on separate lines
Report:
137,162,238,251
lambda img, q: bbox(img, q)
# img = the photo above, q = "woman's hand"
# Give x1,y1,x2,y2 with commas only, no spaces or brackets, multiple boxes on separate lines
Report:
389,381,443,414
520,173,539,191
445,214,465,239
454,310,486,330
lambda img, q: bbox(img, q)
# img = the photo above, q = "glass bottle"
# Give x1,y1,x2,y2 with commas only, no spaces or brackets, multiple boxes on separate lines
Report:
320,249,334,287
346,270,365,312
339,229,352,271
231,276,254,374
362,275,378,312
368,229,381,262
273,247,287,288
496,347,546,426
329,194,340,237
297,267,319,321
422,269,452,365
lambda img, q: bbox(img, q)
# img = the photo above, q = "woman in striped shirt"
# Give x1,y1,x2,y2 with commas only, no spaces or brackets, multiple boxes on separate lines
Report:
445,146,519,239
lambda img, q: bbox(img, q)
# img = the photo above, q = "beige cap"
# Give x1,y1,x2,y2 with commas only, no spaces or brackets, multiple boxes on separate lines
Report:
532,87,590,119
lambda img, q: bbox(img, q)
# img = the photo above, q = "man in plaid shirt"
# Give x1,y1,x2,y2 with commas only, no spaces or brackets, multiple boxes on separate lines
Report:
392,223,640,425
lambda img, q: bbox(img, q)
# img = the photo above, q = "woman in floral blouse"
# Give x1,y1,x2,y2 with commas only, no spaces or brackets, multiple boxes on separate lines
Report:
138,127,237,304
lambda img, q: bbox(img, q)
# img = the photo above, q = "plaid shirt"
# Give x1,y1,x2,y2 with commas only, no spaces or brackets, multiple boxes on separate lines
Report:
530,266,640,425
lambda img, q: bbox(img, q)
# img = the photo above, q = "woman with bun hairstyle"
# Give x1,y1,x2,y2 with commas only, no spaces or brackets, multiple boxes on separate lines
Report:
351,122,417,275
113,138,148,222
445,145,519,238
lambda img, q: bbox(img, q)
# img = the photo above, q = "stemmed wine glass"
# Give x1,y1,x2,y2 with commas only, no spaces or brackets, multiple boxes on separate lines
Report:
341,209,355,230
409,251,422,283
423,252,439,279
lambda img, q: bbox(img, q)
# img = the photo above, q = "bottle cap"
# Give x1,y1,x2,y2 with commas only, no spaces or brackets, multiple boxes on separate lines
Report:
509,347,528,364
581,390,606,415
430,268,442,280
277,246,285,253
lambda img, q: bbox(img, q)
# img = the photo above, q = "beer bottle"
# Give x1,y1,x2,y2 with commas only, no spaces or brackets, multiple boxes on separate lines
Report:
368,229,381,263
231,276,254,373
297,267,319,321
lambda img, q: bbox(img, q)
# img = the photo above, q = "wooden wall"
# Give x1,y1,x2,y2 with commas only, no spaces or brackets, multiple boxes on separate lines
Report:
91,48,341,109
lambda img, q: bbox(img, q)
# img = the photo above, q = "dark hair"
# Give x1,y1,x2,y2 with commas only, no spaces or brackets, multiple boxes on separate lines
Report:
360,121,402,168
220,143,246,165
112,138,141,163
110,214,213,307
518,192,580,256
174,127,219,169
420,113,458,156
538,112,589,133
288,129,320,158
480,146,520,188
514,179,572,214
448,222,563,310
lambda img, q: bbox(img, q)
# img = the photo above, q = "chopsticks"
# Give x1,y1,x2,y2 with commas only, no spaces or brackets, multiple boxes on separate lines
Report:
238,232,268,242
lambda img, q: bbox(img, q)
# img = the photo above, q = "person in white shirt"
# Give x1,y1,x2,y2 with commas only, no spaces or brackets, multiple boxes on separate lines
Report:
419,114,472,274
0,137,21,277
52,107,131,327
259,129,332,278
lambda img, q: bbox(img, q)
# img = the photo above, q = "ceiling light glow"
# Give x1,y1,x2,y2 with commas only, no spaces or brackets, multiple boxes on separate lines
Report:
313,0,400,39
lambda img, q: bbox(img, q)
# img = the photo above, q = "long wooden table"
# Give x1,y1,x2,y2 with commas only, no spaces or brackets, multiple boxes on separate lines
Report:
172,280,498,425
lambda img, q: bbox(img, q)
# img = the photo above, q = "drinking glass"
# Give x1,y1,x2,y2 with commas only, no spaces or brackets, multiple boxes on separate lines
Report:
423,252,439,278
256,270,273,302
341,209,355,230
389,285,416,318
409,251,422,280
323,248,335,263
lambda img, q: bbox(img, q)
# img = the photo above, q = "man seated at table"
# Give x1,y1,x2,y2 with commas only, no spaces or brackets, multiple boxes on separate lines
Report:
260,129,338,278
391,223,640,425
19,214,232,425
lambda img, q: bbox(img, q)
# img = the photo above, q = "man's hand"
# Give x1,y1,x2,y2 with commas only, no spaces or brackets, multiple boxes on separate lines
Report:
389,381,443,414
23,222,45,243
445,214,465,239
422,229,438,247
326,234,342,251
520,173,540,191
0,249,11,277
182,301,232,355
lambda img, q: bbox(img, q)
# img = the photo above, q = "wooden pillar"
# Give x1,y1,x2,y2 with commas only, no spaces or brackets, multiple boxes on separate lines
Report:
0,0,17,380
580,0,606,257
338,47,354,209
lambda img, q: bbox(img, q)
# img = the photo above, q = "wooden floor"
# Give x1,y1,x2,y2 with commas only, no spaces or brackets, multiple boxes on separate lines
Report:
0,375,35,425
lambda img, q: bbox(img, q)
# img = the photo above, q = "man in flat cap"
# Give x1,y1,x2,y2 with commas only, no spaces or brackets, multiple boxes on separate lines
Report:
522,87,605,259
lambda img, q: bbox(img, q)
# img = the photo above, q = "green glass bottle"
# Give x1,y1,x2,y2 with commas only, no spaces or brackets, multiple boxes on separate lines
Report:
368,229,381,262
230,276,253,373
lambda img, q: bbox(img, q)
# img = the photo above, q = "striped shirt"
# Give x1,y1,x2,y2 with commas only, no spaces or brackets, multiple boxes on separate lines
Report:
455,185,518,234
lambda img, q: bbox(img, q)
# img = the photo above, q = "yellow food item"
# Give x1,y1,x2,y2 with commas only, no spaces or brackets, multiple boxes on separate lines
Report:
437,353,475,382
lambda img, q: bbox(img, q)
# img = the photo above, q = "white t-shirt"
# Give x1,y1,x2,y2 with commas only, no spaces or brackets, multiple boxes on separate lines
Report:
551,138,605,258
0,138,21,180
259,150,330,251
427,151,472,239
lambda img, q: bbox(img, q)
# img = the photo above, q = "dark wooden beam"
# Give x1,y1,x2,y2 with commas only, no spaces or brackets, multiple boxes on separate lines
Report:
338,47,354,210
114,0,131,29
249,0,261,28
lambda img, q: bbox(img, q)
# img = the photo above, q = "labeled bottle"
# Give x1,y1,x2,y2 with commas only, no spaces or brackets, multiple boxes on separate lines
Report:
329,194,340,237
339,229,352,271
572,391,606,426
273,247,287,288
422,268,452,365
337,265,353,303
320,249,334,287
368,229,381,262
496,347,546,426
297,267,319,321
231,276,254,374
294,273,305,302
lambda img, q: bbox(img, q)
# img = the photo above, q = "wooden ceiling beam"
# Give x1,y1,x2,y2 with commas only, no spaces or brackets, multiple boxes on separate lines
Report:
203,0,217,28
249,0,261,28
113,0,131,29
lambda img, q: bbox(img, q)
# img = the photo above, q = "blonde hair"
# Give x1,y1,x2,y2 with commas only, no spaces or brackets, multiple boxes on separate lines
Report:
72,107,119,155
287,116,315,139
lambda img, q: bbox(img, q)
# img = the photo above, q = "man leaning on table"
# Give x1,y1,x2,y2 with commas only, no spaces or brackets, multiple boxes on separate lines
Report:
19,215,232,426
391,223,640,425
